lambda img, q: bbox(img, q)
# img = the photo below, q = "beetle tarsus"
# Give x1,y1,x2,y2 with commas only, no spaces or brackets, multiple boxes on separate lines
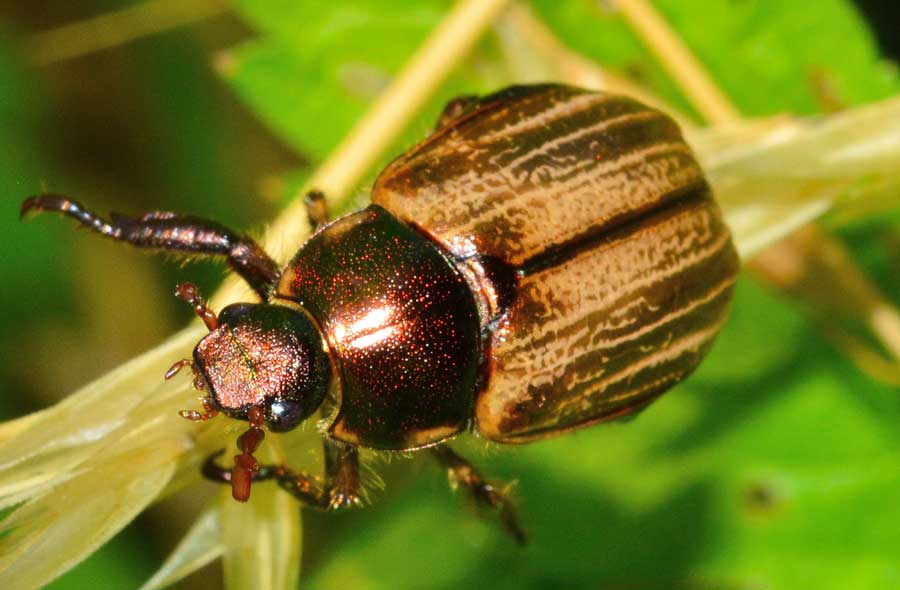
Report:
431,445,528,546
20,193,279,299
273,466,332,509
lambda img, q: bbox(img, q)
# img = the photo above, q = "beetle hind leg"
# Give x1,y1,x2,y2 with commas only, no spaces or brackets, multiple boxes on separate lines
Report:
431,445,527,545
20,193,279,300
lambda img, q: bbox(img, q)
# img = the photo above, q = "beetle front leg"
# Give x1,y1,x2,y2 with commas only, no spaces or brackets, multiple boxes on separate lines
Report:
201,438,362,511
20,194,279,300
431,445,527,545
202,449,332,508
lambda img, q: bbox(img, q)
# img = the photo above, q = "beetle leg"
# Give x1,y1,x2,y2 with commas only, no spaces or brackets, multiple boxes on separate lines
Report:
20,194,279,300
304,190,330,231
202,450,330,506
323,439,362,509
201,438,362,511
431,445,527,545
263,439,361,510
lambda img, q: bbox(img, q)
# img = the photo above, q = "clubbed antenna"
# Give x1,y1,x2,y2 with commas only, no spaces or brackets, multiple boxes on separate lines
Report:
231,407,266,502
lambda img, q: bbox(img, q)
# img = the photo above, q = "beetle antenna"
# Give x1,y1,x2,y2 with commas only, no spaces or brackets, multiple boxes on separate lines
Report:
231,406,266,502
174,282,218,331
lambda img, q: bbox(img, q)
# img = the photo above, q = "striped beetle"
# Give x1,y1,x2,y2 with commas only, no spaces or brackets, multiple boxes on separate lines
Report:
21,84,739,543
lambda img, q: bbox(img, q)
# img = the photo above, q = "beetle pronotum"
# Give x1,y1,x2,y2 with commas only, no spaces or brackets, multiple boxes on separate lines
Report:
21,84,739,543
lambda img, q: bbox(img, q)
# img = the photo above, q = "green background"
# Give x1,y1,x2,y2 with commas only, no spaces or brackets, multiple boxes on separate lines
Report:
1,1,898,588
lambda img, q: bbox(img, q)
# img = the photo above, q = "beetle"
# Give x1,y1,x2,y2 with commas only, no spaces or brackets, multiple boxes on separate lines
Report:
21,84,739,544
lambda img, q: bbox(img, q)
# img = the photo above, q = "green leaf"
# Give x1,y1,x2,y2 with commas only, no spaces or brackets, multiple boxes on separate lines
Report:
530,0,900,115
0,40,70,328
221,0,508,170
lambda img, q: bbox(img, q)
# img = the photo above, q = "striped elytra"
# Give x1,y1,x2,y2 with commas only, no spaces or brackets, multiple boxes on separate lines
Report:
373,84,739,443
22,84,739,521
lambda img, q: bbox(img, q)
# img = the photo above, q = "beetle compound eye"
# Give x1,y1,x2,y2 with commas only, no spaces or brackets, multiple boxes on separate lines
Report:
217,302,256,326
266,399,305,432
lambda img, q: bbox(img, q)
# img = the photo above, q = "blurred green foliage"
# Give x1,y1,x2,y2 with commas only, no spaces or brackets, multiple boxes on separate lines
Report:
2,1,898,588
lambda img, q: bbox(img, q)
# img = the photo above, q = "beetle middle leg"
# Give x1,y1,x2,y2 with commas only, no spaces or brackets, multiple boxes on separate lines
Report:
20,194,279,300
304,190,330,231
431,445,527,545
202,438,361,510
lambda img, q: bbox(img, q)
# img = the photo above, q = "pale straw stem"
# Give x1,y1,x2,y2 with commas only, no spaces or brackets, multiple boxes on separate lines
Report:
616,0,741,124
27,0,227,65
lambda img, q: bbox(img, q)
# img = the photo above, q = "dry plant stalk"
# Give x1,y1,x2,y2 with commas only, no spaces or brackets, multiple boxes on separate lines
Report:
27,0,226,65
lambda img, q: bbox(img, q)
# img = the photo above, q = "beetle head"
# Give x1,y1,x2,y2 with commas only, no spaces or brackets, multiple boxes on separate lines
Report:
167,284,332,501
194,302,332,432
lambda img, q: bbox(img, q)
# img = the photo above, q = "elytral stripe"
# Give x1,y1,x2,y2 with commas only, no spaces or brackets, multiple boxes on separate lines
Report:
505,270,736,381
503,227,733,358
402,88,609,164
427,139,694,216
475,91,616,144
495,202,732,359
510,369,684,441
496,111,665,176
439,143,701,264
500,109,677,177
495,267,734,409
487,308,732,441
379,92,665,198
489,153,703,265
479,211,736,436
382,93,652,199
567,306,732,404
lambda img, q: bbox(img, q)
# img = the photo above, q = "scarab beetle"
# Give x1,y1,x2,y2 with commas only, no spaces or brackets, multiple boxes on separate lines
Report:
21,84,739,543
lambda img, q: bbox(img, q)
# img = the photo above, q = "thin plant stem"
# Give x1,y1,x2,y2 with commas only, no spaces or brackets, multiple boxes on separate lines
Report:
214,0,514,309
500,3,694,127
27,0,227,65
617,0,740,124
